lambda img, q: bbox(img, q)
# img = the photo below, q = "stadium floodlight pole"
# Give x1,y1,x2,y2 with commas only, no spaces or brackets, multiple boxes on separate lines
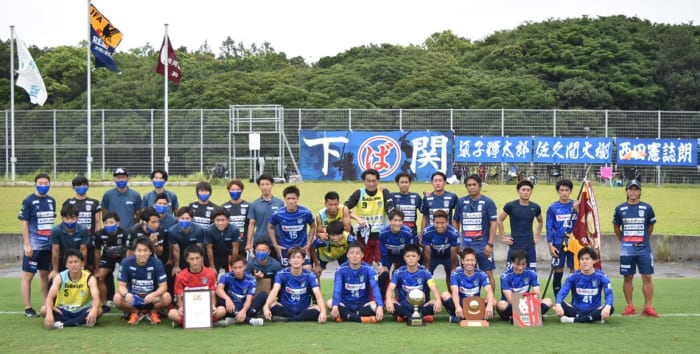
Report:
542,166,590,299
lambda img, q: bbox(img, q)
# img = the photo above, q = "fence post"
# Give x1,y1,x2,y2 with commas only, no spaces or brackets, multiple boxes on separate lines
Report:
101,110,105,179
150,109,155,172
53,110,57,180
348,109,352,131
200,109,204,174
657,110,661,186
605,110,609,137
500,108,505,136
552,109,557,136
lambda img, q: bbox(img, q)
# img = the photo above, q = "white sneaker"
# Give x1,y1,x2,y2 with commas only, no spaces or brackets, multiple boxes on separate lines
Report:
215,317,236,327
249,318,264,326
560,316,575,324
106,300,115,308
53,321,64,329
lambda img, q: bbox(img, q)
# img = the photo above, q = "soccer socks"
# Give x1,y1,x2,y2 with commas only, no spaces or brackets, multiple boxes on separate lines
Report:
553,272,563,296
378,272,390,299
289,309,320,322
338,306,361,322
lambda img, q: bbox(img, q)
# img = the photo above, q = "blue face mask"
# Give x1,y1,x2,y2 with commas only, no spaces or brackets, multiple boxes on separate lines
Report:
154,204,169,214
255,251,269,261
197,193,210,202
36,185,50,195
229,191,242,201
115,180,128,189
74,186,89,196
63,221,77,229
145,225,158,234
104,224,118,234
152,180,166,189
178,220,192,229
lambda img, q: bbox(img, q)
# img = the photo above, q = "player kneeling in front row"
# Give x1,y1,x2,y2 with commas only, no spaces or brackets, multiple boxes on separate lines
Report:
215,255,267,327
114,237,172,325
496,249,552,321
41,249,102,329
385,244,442,323
168,244,221,328
441,247,495,323
555,247,614,324
329,242,384,323
263,247,327,323
311,220,353,279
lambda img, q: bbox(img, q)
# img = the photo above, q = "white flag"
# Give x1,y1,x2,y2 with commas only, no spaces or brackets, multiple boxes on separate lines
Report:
15,37,47,106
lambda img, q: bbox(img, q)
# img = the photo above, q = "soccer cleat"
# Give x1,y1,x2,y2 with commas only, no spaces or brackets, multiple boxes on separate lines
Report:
249,318,264,326
149,311,162,324
272,316,288,322
334,316,344,323
53,321,64,329
642,305,659,318
560,316,575,323
622,304,637,316
24,308,39,317
423,315,434,323
127,311,141,325
360,316,377,324
396,316,405,323
101,305,112,314
106,300,115,308
449,316,460,324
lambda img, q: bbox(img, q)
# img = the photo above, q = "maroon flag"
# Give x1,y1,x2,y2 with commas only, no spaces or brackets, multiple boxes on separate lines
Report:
155,37,182,84
569,181,602,270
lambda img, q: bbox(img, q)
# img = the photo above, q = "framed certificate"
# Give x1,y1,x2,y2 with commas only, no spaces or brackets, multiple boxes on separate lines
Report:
183,289,212,329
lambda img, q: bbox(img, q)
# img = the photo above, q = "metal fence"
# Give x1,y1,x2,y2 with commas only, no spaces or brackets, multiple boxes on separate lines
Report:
3,109,700,183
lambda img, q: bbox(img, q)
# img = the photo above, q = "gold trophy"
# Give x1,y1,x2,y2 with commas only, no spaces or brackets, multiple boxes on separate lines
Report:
460,296,489,327
407,289,426,326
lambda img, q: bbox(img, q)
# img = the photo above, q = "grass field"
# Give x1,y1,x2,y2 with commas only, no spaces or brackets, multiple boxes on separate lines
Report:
1,180,699,235
0,277,699,353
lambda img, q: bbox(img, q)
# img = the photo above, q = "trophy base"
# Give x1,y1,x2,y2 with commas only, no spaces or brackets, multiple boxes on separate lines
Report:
460,320,489,327
407,317,425,326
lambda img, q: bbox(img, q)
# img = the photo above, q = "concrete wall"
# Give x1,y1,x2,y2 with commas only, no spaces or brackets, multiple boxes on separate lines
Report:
1,233,697,264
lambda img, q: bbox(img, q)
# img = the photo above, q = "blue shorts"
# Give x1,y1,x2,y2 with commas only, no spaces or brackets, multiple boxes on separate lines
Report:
22,249,52,273
507,245,537,271
620,254,654,276
280,249,312,267
320,254,347,270
551,251,574,270
476,251,496,271
429,256,452,274
53,308,90,326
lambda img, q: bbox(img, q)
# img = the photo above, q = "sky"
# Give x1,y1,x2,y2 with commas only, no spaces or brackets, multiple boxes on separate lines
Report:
3,0,698,62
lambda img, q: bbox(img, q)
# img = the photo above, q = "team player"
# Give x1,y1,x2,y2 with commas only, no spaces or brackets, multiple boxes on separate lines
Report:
378,210,418,273
63,175,102,273
168,207,205,273
268,185,316,268
153,193,177,230
385,244,443,323
19,173,57,317
311,220,354,279
315,191,351,241
101,168,141,229
93,212,128,309
41,249,102,329
390,172,423,239
344,169,394,265
221,179,250,257
246,241,283,293
263,247,327,323
114,237,172,325
497,179,543,270
245,174,284,252
613,179,658,317
127,207,166,260
142,169,179,216
215,255,266,326
422,210,460,289
189,181,217,228
329,242,384,323
420,171,458,239
555,247,614,324
49,205,90,281
168,245,220,328
441,248,495,323
453,174,498,290
204,207,241,275
496,249,552,321
546,179,576,295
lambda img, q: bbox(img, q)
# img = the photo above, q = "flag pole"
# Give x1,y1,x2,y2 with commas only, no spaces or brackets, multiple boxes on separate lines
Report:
86,0,93,179
9,25,16,181
163,23,170,172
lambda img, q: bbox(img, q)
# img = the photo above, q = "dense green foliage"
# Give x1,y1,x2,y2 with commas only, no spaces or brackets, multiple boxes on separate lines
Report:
1,16,698,110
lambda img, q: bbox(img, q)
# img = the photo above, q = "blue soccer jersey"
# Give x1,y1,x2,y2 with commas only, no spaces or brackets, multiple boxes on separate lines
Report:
378,224,418,266
332,263,384,311
450,268,491,303
274,268,319,315
390,265,434,308
454,195,497,251
118,255,167,295
269,205,315,249
546,200,575,246
612,201,656,256
500,269,540,300
422,224,460,258
50,223,90,262
203,223,241,259
556,270,614,311
390,192,423,236
18,193,57,251
421,191,458,225
219,272,257,309
503,200,541,247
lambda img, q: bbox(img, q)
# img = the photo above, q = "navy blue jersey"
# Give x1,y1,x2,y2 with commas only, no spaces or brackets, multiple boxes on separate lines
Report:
390,192,422,236
167,223,205,267
63,197,101,236
188,201,218,228
221,200,250,242
390,265,434,308
142,190,179,216
450,268,491,303
248,196,285,244
101,188,141,229
421,191,458,225
332,263,384,310
94,226,128,259
127,223,168,264
203,224,241,259
454,195,497,251
50,223,90,261
274,268,319,315
18,193,57,250
422,224,460,258
546,200,575,246
556,270,613,311
503,200,541,247
378,224,418,266
613,201,656,256
118,255,167,295
269,206,314,249
218,272,257,309
500,268,540,300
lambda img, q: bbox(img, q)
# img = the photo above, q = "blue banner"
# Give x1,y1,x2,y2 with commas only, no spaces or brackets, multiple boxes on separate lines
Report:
533,137,613,164
300,130,453,181
454,136,531,163
616,138,697,166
